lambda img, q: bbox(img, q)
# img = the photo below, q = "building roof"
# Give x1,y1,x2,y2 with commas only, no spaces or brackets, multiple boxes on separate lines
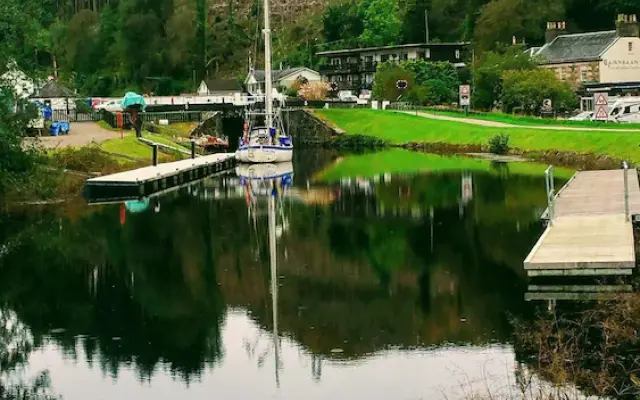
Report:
250,68,317,83
34,80,75,98
316,42,469,57
204,79,243,92
534,31,618,64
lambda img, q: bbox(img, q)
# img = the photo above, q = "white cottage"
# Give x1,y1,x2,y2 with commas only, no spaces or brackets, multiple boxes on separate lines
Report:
244,67,321,95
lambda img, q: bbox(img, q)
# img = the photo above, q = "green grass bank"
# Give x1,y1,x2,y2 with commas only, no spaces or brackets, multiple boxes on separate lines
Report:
316,109,640,164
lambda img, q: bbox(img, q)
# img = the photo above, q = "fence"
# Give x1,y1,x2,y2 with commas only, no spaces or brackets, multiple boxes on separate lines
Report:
100,110,205,128
52,110,102,122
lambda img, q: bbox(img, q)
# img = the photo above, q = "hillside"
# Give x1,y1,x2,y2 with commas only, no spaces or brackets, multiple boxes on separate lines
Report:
1,0,638,96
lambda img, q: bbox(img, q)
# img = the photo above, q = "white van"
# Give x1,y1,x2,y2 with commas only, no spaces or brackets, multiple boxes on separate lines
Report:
603,98,640,122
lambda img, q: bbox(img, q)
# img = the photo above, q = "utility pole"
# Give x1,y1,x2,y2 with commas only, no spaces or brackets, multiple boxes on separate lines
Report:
425,9,430,44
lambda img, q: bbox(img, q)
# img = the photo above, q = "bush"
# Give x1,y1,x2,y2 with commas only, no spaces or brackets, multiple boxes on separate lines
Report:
488,133,510,154
299,82,330,101
328,134,388,148
501,68,578,114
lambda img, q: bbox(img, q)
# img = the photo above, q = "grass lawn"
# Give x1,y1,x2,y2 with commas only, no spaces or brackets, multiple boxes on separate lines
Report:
100,135,155,160
316,109,640,163
317,149,574,182
421,108,640,130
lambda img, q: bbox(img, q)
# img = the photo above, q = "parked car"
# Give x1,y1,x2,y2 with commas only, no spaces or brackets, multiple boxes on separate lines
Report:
94,100,123,113
568,111,594,121
338,91,358,102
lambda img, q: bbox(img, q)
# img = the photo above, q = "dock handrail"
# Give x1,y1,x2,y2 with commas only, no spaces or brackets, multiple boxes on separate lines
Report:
623,161,630,222
545,166,555,225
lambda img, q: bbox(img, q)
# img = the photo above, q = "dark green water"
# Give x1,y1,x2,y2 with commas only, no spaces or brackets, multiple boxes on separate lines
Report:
0,151,567,399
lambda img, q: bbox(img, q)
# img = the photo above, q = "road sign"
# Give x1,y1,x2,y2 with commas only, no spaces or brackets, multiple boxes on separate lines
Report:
595,106,609,121
459,85,471,107
396,80,408,90
542,98,552,109
594,92,609,106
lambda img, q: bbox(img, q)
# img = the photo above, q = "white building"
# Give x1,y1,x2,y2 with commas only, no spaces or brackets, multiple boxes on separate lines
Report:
532,14,640,96
244,68,321,95
197,79,245,96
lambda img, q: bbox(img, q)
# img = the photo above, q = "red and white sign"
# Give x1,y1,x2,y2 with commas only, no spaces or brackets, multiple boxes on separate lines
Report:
459,85,471,106
595,106,609,120
593,92,609,121
594,92,609,106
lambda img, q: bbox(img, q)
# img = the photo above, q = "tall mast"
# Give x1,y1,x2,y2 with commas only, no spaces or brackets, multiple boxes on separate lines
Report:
263,0,274,128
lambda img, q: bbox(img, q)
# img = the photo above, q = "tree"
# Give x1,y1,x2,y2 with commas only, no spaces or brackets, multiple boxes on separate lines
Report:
372,62,417,101
501,68,577,114
359,0,401,47
471,46,537,110
474,0,565,51
322,0,363,48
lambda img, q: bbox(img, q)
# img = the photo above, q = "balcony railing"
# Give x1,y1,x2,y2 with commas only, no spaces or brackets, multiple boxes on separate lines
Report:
319,62,378,74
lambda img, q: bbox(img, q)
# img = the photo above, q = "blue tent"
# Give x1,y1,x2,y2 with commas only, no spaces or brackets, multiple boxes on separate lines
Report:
120,92,146,111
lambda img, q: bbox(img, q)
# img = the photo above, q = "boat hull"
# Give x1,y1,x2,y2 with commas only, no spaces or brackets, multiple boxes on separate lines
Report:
235,145,293,163
236,162,293,180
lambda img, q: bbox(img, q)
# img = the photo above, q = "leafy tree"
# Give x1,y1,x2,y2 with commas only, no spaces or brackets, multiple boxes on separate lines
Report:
358,0,401,47
501,68,577,113
372,62,417,101
322,0,363,48
471,46,537,110
474,0,565,51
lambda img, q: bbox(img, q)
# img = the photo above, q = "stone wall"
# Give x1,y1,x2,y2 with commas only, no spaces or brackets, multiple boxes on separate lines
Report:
190,112,223,137
282,109,343,146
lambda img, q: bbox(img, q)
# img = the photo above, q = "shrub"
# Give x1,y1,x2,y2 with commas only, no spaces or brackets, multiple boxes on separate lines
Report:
488,133,510,154
299,82,330,101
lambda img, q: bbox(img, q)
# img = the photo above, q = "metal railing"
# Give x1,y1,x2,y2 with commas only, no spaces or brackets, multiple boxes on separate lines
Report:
545,165,555,225
623,161,630,222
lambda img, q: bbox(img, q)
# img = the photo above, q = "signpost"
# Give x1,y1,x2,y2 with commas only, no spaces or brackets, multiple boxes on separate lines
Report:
459,85,471,114
594,92,609,121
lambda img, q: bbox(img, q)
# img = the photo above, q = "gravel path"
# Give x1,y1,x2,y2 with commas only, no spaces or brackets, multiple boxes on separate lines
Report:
26,122,120,149
402,111,640,132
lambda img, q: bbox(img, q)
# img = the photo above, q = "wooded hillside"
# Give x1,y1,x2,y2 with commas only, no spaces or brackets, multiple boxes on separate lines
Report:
1,0,638,96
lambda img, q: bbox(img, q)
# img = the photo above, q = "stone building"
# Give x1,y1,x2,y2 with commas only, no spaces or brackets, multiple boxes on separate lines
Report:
531,15,640,95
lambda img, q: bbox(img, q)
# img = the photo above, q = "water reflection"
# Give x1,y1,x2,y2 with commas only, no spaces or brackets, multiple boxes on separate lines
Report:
0,153,586,398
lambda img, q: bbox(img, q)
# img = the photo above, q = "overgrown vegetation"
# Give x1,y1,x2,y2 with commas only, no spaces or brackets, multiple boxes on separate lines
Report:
516,296,640,398
488,133,510,154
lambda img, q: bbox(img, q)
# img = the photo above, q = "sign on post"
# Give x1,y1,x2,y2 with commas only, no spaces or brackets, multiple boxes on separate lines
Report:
459,85,471,107
593,92,609,121
396,80,408,90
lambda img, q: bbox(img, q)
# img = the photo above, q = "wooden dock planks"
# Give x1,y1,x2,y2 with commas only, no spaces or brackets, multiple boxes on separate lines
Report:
84,153,236,202
525,169,640,277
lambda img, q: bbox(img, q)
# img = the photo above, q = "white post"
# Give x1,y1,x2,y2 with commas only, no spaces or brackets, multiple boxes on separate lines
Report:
623,161,630,222
545,166,555,225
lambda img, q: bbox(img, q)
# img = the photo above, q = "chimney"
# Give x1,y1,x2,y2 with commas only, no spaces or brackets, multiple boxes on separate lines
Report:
616,14,639,37
545,21,567,43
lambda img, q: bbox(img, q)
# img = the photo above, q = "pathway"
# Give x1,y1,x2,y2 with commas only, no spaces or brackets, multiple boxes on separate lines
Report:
402,111,640,132
524,169,640,277
26,122,120,149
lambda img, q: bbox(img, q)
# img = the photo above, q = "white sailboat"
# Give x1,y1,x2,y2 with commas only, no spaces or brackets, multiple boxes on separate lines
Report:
235,0,293,164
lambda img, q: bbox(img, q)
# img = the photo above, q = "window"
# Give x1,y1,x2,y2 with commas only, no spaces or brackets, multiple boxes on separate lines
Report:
336,75,343,82
347,75,352,82
365,56,373,63
630,42,634,52
381,54,389,62
401,53,409,61
581,68,588,81
331,58,341,66
425,48,431,59
455,49,461,59
417,52,425,60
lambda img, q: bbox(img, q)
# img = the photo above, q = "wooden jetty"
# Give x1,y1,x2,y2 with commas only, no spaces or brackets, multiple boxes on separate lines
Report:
84,153,236,202
525,168,640,277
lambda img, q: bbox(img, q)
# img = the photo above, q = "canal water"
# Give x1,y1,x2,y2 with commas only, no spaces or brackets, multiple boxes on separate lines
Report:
0,150,576,399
